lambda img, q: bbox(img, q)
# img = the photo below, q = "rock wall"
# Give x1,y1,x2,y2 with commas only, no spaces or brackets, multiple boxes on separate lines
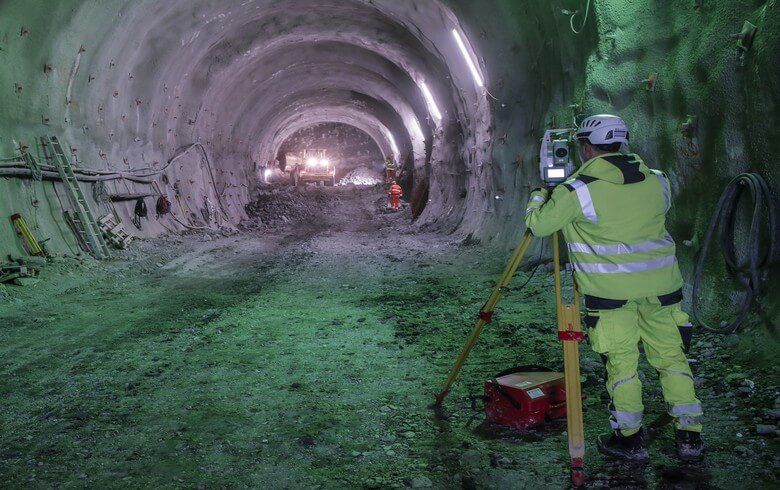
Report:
465,0,779,346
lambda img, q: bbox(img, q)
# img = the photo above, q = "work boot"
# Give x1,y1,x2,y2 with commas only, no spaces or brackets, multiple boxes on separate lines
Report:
675,429,704,462
597,429,649,461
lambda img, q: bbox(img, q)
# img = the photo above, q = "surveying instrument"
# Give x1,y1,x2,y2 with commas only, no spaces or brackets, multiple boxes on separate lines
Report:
432,129,587,487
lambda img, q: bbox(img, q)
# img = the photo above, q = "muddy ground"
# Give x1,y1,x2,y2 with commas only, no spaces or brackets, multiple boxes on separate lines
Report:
0,185,778,489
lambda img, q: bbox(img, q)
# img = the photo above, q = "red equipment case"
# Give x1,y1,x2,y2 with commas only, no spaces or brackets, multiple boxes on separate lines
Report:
484,367,569,430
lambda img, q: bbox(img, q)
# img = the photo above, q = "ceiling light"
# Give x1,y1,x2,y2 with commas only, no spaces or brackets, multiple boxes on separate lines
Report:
420,82,442,121
452,28,484,88
386,131,400,160
410,118,425,142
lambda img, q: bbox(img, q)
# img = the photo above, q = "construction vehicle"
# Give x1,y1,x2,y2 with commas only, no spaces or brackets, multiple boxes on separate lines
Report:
290,149,336,187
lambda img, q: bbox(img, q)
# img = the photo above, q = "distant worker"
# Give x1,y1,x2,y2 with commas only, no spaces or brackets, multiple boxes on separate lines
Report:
388,181,403,210
385,157,397,181
524,114,703,462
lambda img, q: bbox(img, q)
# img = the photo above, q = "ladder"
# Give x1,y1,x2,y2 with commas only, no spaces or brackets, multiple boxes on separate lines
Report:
41,136,111,259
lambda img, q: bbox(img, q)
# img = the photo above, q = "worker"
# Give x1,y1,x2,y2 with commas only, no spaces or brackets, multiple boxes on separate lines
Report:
385,157,397,181
388,181,403,210
524,114,703,462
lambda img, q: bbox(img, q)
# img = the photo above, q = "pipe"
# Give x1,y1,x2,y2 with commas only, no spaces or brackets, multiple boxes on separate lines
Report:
0,168,154,184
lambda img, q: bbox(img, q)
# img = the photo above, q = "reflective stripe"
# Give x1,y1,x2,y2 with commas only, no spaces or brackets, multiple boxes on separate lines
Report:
679,415,703,427
609,410,643,430
610,419,643,430
525,207,535,216
568,236,674,256
531,195,546,204
611,374,637,392
569,179,597,223
610,410,643,422
651,170,670,212
670,403,702,415
573,255,677,274
662,368,694,381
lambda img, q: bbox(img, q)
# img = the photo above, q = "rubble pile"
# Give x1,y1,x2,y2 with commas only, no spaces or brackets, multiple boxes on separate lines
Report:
244,188,337,228
338,166,383,186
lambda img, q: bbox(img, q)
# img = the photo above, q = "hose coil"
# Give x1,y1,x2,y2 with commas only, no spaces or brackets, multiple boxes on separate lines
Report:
692,173,778,333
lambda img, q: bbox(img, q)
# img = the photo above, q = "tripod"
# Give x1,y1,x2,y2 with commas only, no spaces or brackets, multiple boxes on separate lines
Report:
432,230,586,487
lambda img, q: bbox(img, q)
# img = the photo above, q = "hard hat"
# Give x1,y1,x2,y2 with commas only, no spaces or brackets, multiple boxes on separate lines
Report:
575,114,629,145
391,181,397,185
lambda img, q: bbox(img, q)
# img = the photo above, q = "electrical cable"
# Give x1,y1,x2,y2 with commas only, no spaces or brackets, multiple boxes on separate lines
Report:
509,238,546,294
691,173,778,334
0,168,154,183
569,0,592,35
134,142,229,221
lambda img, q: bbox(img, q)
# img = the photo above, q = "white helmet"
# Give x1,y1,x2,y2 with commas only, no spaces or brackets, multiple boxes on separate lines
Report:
575,114,629,145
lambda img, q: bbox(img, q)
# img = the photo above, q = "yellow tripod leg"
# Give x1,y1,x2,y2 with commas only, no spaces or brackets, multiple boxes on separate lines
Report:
553,232,586,487
433,229,535,406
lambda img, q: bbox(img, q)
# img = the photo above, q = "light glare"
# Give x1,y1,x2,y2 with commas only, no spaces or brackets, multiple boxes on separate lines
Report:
386,132,400,160
452,29,484,88
420,82,442,121
411,118,425,142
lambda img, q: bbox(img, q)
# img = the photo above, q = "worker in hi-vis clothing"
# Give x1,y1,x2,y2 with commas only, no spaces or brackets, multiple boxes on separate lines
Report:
524,114,703,462
388,181,403,209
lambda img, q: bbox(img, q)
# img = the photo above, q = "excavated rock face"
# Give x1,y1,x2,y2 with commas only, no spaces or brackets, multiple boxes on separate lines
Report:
0,1,778,325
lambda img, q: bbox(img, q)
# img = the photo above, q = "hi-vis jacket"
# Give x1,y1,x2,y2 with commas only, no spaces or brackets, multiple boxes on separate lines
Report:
525,153,683,300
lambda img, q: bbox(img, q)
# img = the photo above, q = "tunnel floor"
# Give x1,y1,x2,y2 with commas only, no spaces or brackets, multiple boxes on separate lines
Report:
0,186,777,488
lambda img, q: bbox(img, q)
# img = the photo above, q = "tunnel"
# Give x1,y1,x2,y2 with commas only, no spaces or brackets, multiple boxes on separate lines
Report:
0,0,778,487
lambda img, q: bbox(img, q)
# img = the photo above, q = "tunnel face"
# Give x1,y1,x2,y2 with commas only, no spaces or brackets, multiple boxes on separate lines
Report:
2,1,780,488
276,123,385,179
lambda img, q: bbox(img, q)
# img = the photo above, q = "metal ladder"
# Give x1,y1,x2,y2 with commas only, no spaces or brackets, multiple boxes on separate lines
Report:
41,136,111,259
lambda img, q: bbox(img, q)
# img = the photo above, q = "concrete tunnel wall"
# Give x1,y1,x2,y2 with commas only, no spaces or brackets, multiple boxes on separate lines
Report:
0,1,778,336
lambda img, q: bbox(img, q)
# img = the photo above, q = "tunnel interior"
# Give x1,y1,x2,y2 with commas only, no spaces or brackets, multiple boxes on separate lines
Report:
0,0,779,488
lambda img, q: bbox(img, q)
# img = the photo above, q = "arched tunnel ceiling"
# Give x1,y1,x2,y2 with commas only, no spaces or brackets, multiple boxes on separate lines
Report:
75,0,484,165
1,0,498,231
269,105,402,164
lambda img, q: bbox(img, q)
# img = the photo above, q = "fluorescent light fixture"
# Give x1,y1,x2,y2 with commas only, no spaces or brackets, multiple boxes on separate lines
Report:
410,118,425,142
452,28,484,88
419,82,442,121
386,131,400,160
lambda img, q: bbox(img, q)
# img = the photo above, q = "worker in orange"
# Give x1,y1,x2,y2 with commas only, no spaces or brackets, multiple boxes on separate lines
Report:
388,181,403,209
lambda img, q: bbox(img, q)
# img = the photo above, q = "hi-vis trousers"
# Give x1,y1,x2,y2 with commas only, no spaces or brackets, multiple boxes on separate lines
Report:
584,289,703,436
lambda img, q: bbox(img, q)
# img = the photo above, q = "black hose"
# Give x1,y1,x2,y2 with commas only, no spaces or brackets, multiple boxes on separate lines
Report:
691,173,778,334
